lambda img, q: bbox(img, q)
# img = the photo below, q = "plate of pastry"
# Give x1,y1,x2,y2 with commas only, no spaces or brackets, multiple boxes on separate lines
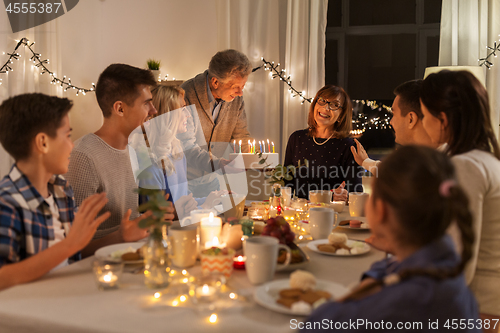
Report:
254,271,348,316
336,219,371,230
95,242,145,264
307,233,371,256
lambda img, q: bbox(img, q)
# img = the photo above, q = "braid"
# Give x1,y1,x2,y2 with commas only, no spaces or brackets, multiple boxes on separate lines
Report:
340,146,475,303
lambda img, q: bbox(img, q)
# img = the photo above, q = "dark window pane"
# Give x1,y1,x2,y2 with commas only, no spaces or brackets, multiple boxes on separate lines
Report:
350,0,416,26
346,34,417,100
327,0,342,27
325,39,339,85
426,35,440,67
424,0,442,23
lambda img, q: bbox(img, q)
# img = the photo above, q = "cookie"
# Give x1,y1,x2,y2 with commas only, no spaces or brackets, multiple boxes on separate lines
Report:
277,297,297,308
299,291,324,305
279,288,303,298
314,290,332,300
317,244,339,253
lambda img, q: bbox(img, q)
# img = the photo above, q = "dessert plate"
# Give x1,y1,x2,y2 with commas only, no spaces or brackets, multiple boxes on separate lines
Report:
254,279,348,316
95,242,145,264
307,239,370,256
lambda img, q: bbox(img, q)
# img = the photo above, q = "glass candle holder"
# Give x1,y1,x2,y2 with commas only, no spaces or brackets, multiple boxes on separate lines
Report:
233,255,246,270
190,273,226,304
93,260,124,290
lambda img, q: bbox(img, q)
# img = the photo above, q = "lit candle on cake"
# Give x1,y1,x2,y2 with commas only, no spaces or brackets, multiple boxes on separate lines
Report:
272,142,275,153
267,139,270,153
253,139,256,153
238,140,242,153
248,140,251,153
233,140,236,153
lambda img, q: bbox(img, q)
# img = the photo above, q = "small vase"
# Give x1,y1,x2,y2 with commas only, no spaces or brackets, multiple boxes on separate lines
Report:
144,225,170,289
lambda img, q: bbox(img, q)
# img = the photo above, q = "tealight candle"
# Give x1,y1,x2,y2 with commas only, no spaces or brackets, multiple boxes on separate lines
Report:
198,284,216,297
200,213,223,250
233,255,246,270
93,261,123,290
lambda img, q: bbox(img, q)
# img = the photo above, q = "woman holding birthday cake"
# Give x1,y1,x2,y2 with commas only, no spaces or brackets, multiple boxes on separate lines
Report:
283,85,363,199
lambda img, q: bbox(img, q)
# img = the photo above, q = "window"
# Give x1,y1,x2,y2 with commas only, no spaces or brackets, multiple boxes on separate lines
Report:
326,0,442,150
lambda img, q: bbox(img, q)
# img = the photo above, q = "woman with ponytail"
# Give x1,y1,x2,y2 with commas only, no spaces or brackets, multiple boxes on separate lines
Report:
420,70,500,329
303,146,480,333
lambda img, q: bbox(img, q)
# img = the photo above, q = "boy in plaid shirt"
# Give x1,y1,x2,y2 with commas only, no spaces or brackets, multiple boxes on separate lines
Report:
0,93,110,290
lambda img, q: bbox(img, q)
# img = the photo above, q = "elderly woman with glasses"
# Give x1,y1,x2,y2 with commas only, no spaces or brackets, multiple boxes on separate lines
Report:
283,85,363,200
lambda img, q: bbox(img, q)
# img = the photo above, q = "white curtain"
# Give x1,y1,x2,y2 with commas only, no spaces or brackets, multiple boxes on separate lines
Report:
215,0,328,160
0,11,62,177
439,0,500,139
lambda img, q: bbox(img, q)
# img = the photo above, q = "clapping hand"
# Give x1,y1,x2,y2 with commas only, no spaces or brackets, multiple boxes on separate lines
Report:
333,181,348,202
66,192,111,252
350,139,368,167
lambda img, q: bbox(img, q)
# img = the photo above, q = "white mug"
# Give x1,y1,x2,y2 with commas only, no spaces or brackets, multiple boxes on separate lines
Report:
244,236,291,285
213,194,246,219
168,225,198,268
349,192,369,217
309,190,331,203
180,209,215,227
309,207,335,240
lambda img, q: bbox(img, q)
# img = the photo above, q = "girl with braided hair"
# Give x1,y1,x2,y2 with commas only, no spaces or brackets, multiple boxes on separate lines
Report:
303,146,481,333
420,70,500,330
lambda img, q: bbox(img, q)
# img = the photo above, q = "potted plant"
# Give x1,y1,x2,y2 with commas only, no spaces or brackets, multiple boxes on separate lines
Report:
146,58,161,82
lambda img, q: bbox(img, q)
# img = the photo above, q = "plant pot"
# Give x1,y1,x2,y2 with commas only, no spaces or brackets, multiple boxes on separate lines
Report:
150,69,161,82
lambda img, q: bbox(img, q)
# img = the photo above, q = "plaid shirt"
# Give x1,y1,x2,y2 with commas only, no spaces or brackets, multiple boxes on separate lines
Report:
0,165,80,267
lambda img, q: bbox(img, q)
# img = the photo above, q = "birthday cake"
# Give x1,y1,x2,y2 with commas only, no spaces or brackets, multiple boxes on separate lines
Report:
229,153,279,169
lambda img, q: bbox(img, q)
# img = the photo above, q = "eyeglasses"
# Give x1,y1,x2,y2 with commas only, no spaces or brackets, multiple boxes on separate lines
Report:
317,97,342,111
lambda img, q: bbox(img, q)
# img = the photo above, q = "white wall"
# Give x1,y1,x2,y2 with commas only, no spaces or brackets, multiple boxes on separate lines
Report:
57,0,218,140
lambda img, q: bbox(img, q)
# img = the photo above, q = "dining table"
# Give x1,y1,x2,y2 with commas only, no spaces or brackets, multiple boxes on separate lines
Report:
0,211,384,333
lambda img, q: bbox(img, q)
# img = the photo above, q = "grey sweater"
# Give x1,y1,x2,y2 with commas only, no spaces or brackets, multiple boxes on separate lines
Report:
65,134,140,239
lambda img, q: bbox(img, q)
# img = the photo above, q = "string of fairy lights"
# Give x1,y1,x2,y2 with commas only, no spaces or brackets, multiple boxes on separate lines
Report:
0,37,95,95
258,57,392,134
479,37,500,69
3,36,496,133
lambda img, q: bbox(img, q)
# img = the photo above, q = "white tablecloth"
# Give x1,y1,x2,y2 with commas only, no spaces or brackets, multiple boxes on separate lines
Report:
0,216,383,333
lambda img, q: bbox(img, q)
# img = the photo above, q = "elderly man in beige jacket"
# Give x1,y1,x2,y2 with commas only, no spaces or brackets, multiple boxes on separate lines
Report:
179,49,253,196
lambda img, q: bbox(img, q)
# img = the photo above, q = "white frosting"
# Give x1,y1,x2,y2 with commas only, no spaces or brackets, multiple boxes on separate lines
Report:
328,232,348,245
290,270,316,291
229,153,279,169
